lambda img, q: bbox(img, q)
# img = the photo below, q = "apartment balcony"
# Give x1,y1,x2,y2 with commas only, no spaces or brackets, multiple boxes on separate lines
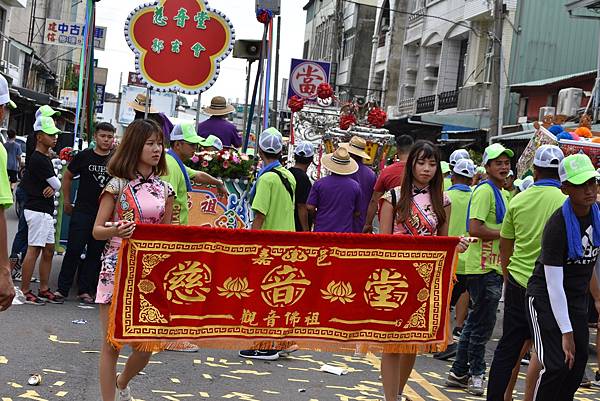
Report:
398,98,416,116
5,0,27,7
464,0,513,20
457,82,491,110
408,5,425,25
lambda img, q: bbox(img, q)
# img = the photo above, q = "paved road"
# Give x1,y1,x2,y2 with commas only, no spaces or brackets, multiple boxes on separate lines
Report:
1,207,599,401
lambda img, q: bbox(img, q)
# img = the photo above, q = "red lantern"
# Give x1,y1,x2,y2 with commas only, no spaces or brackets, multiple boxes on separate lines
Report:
368,107,387,128
317,83,334,100
339,114,357,130
288,95,305,113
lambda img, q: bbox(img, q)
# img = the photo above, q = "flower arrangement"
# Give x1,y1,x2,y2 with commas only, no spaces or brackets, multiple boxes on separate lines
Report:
256,8,273,24
187,148,255,180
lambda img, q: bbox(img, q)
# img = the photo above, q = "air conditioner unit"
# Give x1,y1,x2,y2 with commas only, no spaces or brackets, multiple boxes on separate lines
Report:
539,106,555,122
557,87,583,117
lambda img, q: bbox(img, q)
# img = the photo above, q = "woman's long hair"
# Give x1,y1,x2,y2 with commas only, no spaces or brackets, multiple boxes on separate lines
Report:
396,140,446,227
107,119,167,180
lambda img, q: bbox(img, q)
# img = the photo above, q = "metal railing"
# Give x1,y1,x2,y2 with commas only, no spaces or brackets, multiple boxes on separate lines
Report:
438,90,459,110
416,95,436,114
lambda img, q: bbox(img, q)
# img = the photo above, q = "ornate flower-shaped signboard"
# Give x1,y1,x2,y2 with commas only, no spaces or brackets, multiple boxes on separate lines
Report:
125,0,235,94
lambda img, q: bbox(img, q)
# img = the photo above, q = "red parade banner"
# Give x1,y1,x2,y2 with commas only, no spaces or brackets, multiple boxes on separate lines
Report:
109,225,458,353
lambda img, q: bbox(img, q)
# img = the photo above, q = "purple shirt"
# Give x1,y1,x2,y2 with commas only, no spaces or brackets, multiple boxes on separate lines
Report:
307,174,361,233
197,116,242,147
349,163,376,232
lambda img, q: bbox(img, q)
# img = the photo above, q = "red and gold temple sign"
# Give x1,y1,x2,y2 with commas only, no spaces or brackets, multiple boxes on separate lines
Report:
110,225,458,353
125,0,234,94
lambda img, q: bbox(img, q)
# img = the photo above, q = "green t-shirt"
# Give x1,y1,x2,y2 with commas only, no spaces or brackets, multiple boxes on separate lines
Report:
252,167,296,231
0,145,12,208
464,184,510,275
162,153,197,226
500,185,566,288
443,177,452,191
447,189,472,275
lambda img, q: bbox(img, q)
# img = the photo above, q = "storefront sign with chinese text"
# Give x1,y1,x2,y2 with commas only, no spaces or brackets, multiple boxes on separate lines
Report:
44,19,107,50
287,58,331,102
110,224,458,353
125,0,235,94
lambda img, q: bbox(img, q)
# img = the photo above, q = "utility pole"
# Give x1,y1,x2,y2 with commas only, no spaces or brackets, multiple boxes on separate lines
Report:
488,0,504,142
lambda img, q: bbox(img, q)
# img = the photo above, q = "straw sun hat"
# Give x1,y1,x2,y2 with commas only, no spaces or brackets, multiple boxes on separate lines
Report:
340,135,371,160
128,93,158,114
322,147,359,175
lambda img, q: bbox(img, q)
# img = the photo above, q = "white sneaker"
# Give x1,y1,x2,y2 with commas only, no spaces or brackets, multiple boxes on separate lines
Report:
468,374,485,396
116,376,132,401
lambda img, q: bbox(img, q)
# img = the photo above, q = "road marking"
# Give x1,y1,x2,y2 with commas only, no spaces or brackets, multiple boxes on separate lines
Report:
410,370,452,401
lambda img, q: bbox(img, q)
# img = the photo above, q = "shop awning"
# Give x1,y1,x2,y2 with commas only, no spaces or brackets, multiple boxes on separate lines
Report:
13,86,60,107
511,70,596,89
441,124,480,134
421,111,490,130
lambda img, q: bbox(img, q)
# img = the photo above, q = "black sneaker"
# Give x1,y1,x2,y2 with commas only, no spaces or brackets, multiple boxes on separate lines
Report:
452,326,462,342
592,370,600,388
433,343,457,360
238,350,280,360
24,291,45,305
445,371,468,388
521,351,531,365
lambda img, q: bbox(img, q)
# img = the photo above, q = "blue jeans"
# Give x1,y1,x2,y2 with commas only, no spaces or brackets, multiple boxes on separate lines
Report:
10,185,27,259
450,271,503,377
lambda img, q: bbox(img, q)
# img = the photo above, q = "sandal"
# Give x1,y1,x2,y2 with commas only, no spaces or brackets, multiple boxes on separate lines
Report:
78,294,95,305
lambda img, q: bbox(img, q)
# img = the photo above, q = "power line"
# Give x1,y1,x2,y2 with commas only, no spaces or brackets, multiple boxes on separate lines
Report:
341,0,483,37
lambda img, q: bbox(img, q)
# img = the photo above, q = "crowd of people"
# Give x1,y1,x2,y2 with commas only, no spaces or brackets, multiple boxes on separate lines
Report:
0,84,598,401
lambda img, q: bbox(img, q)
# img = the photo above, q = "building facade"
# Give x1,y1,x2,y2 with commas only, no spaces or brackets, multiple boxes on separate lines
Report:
303,0,376,102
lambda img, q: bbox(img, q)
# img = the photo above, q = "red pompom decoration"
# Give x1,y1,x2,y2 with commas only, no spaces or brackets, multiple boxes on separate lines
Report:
287,95,305,113
367,107,387,128
339,114,357,130
256,9,273,24
317,83,334,100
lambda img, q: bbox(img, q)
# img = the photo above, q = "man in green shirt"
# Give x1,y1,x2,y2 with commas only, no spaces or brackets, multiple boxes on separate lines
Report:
240,128,296,361
487,145,566,400
446,143,513,396
435,158,475,361
0,74,16,311
163,123,225,225
249,127,296,232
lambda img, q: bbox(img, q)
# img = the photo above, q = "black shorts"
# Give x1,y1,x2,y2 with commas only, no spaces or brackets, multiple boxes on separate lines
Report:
451,274,468,307
7,170,17,184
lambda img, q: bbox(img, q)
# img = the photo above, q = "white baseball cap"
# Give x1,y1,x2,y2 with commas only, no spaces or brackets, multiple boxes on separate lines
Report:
259,127,283,154
449,149,470,167
0,74,16,109
294,141,315,158
534,145,564,169
452,158,476,178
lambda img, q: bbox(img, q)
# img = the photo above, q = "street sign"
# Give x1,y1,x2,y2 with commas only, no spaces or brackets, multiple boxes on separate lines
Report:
255,0,281,14
287,58,331,102
43,19,107,50
125,0,235,94
95,84,106,113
